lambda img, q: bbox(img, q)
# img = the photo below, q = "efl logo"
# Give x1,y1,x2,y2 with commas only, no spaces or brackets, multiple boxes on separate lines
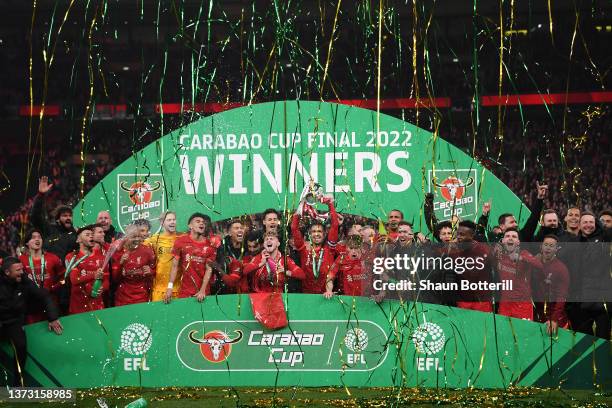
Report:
188,330,243,363
411,322,446,372
343,328,368,365
116,174,165,233
119,323,152,371
427,169,477,220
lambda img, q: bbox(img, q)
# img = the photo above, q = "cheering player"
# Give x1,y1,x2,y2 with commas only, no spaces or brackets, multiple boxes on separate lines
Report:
66,225,109,314
147,211,181,301
384,209,403,241
243,232,305,293
454,221,493,312
214,218,248,294
112,225,156,306
533,235,570,334
18,229,65,322
164,213,216,303
290,195,339,294
324,236,366,298
496,228,543,320
92,224,110,256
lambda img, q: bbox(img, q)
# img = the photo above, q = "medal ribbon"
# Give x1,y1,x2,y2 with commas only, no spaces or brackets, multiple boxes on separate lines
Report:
28,254,45,287
64,253,90,279
311,247,324,279
265,257,276,282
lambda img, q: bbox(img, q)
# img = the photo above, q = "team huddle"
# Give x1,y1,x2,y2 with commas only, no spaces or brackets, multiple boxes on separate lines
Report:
4,177,612,341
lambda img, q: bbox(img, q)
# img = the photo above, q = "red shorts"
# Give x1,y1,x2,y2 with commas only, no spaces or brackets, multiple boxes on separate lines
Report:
456,301,493,313
498,302,533,320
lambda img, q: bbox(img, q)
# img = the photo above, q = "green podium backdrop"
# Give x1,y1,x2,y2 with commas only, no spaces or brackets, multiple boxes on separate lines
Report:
11,296,611,389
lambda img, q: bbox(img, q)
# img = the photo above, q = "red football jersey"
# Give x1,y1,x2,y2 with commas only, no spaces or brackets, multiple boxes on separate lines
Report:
93,242,111,257
112,245,156,306
533,257,569,326
332,257,367,297
496,249,543,302
19,252,65,292
452,241,493,303
291,209,339,294
172,235,217,298
67,250,109,314
221,258,250,294
19,252,65,323
243,253,305,293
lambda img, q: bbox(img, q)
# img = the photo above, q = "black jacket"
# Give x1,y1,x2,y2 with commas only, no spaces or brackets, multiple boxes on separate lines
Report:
215,236,244,267
573,223,612,304
212,236,245,294
104,225,123,244
533,225,578,243
478,198,543,242
0,274,59,326
30,193,76,261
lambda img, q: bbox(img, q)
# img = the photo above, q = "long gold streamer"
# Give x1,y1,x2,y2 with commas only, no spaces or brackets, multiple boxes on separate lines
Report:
376,0,383,141
10,341,24,387
547,0,554,45
496,0,504,161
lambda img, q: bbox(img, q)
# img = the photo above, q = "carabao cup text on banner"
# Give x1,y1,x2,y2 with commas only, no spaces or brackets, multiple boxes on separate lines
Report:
73,102,527,230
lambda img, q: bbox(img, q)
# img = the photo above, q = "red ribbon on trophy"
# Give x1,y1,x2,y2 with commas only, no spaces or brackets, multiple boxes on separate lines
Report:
297,180,329,222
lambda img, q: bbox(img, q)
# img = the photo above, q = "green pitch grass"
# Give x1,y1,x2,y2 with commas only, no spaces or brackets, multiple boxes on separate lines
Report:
6,387,612,407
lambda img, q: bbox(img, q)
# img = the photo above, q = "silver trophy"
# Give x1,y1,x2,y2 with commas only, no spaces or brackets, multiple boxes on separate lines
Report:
298,181,328,222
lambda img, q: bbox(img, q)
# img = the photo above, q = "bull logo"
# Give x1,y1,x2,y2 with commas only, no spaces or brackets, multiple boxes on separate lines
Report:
188,330,243,362
433,176,474,202
116,173,165,233
120,180,162,205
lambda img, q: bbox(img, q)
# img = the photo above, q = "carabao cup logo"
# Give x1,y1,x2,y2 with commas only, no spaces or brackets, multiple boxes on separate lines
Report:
411,322,445,354
120,181,162,205
434,176,474,202
188,330,243,363
116,174,165,233
427,169,477,220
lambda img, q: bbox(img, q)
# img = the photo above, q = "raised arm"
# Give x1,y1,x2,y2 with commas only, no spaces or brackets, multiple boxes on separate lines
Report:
476,201,491,241
424,193,438,235
521,182,547,242
324,198,339,245
291,213,306,251
30,177,54,234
